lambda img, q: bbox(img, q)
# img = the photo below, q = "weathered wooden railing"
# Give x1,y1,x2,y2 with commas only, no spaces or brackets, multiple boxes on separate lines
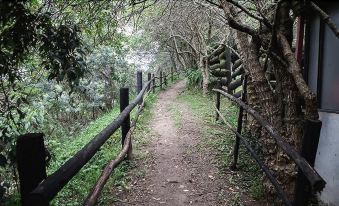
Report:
213,77,325,206
207,43,244,96
16,68,181,206
214,52,243,121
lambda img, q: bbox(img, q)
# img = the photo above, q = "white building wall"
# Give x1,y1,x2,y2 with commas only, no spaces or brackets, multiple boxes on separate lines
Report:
314,112,339,206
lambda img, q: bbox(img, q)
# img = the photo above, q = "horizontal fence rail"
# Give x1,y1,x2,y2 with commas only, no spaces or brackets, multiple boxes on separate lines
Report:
214,107,292,206
84,91,150,205
213,85,326,206
29,79,154,204
213,88,326,191
16,68,182,205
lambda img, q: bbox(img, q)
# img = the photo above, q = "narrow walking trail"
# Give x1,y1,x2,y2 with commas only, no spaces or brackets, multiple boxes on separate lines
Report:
112,80,229,205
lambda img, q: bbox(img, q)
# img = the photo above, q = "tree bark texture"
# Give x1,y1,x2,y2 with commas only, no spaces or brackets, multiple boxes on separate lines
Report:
220,0,319,198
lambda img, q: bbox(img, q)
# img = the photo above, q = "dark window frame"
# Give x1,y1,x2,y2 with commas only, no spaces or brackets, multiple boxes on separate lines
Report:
304,3,339,113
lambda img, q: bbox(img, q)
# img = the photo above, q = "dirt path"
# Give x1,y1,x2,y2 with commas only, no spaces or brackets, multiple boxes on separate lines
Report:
112,80,229,205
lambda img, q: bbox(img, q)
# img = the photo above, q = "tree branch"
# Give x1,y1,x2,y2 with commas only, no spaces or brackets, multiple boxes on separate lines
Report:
220,0,258,37
170,33,188,69
225,0,272,28
310,1,339,38
169,34,203,56
263,0,282,72
204,0,223,9
227,16,258,37
277,32,318,119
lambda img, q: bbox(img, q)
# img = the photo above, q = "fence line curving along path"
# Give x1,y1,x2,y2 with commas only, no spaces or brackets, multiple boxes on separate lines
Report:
16,68,182,206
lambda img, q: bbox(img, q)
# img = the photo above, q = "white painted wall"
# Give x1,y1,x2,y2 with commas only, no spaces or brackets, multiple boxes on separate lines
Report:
315,112,339,206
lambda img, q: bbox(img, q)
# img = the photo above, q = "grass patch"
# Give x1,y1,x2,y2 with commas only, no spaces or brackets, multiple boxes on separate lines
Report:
176,89,215,122
177,88,265,203
133,91,159,147
47,107,123,205
235,139,265,200
249,177,265,200
169,104,182,127
45,85,163,205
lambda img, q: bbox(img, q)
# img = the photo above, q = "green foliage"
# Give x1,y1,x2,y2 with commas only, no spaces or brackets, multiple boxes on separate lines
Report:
47,107,122,205
235,141,265,201
2,71,164,205
0,0,176,204
229,193,243,206
1,1,86,190
0,1,86,85
249,177,265,200
41,24,86,86
177,88,213,118
0,1,140,200
185,68,202,88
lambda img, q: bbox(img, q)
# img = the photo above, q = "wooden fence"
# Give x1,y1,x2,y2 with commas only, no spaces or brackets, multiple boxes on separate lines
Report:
205,42,322,205
16,68,181,206
210,45,325,205
16,54,324,206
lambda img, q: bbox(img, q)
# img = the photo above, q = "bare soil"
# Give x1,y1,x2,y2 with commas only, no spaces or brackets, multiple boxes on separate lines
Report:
111,80,263,206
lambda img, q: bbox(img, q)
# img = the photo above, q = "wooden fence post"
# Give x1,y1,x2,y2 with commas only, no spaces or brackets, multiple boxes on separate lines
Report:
136,71,142,94
215,83,221,121
164,72,167,86
17,133,47,206
120,88,132,159
230,75,247,170
152,74,155,93
171,67,174,82
147,73,151,91
160,71,163,89
136,71,143,105
293,119,322,206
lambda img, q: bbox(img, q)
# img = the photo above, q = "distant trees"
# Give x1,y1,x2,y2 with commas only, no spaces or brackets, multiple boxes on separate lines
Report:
140,0,226,94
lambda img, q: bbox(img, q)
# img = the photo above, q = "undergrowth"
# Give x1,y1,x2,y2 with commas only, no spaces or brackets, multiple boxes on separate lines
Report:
185,68,202,89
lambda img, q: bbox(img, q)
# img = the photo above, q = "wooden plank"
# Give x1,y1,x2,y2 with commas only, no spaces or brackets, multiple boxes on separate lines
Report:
220,78,228,86
230,76,247,170
210,60,227,70
209,55,219,65
233,90,242,98
210,70,230,77
208,44,225,59
152,74,155,93
215,91,221,121
120,88,131,159
136,71,142,94
231,66,244,78
228,78,242,91
232,59,242,71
